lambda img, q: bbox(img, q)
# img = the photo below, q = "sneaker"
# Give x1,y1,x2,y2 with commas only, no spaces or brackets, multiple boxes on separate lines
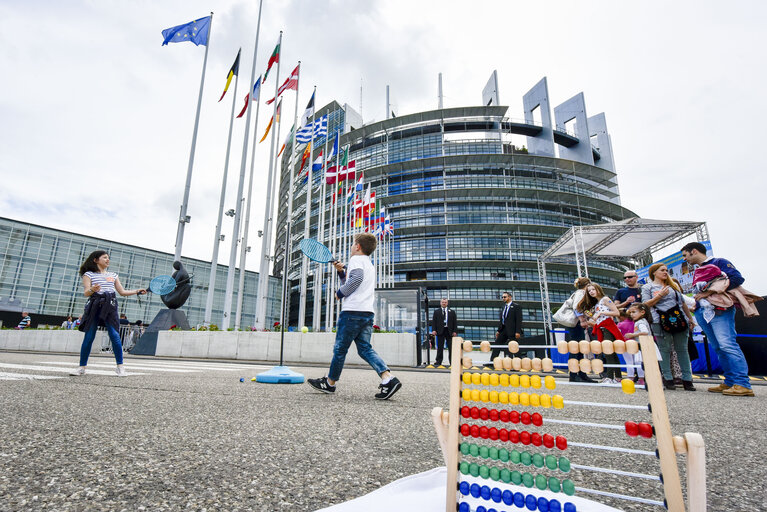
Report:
600,377,614,385
721,385,755,397
307,377,336,394
115,365,127,377
637,378,646,387
375,377,402,400
708,383,731,393
69,367,86,376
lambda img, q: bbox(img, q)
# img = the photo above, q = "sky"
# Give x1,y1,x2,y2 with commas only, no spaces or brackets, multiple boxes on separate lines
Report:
1,1,766,292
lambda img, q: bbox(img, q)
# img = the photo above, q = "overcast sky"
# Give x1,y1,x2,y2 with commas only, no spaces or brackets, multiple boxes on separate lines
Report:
1,1,766,292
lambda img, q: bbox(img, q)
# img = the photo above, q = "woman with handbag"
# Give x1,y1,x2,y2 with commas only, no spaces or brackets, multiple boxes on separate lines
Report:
553,278,595,383
641,263,696,391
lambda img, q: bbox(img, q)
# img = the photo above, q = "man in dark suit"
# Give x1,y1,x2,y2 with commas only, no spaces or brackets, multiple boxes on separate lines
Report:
490,291,523,364
431,298,457,366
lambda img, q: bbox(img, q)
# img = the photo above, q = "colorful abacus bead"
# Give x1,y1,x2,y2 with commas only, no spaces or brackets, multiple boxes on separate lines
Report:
544,375,556,389
493,356,503,370
508,340,519,353
602,340,614,354
503,357,513,371
591,358,604,374
621,378,636,394
578,358,591,373
542,358,554,372
578,340,590,354
557,340,568,354
567,359,580,373
463,356,473,368
567,340,579,354
463,339,473,352
613,339,626,354
531,357,542,371
626,339,639,353
590,340,602,355
512,357,522,371
480,340,491,352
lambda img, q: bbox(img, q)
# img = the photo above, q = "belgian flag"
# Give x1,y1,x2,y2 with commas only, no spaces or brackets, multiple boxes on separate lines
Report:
218,49,241,102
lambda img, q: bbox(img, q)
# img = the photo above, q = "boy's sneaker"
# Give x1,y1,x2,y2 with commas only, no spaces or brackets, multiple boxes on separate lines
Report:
69,367,86,376
115,365,127,377
307,377,336,394
375,377,402,400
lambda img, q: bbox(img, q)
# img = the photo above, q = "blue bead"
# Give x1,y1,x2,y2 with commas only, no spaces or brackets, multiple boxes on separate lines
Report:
470,483,481,498
537,497,549,511
481,485,492,500
491,487,502,503
502,490,514,505
477,507,487,512
459,481,470,496
514,492,525,507
459,503,471,512
526,493,538,510
548,499,561,512
564,503,577,512
489,509,498,512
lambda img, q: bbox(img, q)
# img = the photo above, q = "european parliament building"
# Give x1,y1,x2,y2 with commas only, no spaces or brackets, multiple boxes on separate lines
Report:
275,77,637,339
0,217,281,328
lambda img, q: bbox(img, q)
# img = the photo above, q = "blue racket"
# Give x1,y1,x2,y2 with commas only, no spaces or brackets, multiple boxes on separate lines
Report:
149,275,176,295
299,238,336,263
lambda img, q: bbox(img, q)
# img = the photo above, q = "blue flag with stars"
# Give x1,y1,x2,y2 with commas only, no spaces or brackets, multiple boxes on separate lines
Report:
162,16,211,46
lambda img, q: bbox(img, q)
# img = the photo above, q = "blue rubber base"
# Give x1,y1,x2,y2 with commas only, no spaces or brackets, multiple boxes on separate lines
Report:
255,365,305,384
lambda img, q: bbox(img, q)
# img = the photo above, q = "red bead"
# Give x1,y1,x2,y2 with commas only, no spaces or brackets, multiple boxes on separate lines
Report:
543,434,555,448
510,411,520,424
489,409,499,422
470,425,480,438
499,428,509,442
638,422,654,438
520,431,531,445
461,406,471,418
471,407,480,419
531,433,542,446
489,427,499,440
461,424,470,436
532,413,543,427
521,412,531,425
509,430,520,443
555,435,568,450
624,421,639,437
499,410,509,422
480,408,489,420
479,426,489,439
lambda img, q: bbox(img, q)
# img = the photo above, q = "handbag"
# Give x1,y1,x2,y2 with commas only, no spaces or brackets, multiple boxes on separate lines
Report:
553,294,578,327
657,291,688,334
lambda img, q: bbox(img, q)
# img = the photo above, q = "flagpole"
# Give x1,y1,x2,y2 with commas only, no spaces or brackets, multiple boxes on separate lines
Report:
221,10,267,330
174,12,213,263
204,46,239,326
298,86,317,329
312,129,330,330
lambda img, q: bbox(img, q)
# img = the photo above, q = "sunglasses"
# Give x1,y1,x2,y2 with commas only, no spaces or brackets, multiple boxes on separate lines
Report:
624,276,637,279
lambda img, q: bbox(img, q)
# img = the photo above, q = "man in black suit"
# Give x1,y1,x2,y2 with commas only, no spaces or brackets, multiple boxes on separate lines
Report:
431,298,457,366
490,291,523,364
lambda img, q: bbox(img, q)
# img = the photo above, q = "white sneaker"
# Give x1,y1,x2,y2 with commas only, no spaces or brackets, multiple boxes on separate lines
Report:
600,377,614,385
115,365,127,377
70,367,86,376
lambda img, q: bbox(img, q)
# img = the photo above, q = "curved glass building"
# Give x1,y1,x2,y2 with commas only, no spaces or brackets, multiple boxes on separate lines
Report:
274,78,637,338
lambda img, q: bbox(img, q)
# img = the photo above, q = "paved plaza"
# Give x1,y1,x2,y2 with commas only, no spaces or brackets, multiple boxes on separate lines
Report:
0,350,764,511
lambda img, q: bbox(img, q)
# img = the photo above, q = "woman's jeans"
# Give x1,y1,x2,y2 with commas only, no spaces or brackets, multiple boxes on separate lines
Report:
695,307,751,389
652,324,691,381
79,322,123,367
329,311,388,381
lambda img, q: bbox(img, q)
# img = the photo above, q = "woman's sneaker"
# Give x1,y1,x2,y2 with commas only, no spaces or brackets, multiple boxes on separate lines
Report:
375,377,402,400
115,365,127,377
307,377,336,394
69,367,86,376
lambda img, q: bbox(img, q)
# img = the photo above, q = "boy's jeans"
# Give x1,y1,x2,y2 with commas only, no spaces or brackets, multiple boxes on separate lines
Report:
329,311,388,381
695,307,751,389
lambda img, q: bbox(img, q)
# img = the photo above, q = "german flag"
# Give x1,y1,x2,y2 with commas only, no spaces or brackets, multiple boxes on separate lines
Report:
218,49,241,102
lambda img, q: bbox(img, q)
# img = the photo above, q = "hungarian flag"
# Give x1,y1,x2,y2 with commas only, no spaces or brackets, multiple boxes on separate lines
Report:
263,38,280,82
266,64,299,105
236,76,261,118
218,49,241,102
259,98,281,143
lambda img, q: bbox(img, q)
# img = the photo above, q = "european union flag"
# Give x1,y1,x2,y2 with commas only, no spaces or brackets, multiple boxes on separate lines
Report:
161,16,211,46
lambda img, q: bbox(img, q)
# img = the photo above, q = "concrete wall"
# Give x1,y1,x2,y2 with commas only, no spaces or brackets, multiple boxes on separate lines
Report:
0,330,418,367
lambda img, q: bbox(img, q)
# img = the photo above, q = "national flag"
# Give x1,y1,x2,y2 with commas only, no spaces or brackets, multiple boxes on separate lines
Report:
300,144,311,169
236,76,261,118
259,98,281,143
295,115,328,143
326,160,355,183
263,38,280,82
277,124,293,157
328,132,339,159
218,49,240,102
312,151,323,172
346,183,355,203
265,64,299,104
384,215,393,235
161,16,211,46
325,166,338,185
300,91,315,128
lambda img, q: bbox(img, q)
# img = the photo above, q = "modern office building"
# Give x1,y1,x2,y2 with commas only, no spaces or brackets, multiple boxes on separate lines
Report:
273,77,637,339
0,217,281,328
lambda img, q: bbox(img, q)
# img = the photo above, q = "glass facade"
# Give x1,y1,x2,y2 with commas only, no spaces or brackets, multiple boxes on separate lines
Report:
274,104,636,339
0,217,281,328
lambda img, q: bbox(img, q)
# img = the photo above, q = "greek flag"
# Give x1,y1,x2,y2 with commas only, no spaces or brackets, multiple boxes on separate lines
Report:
295,115,328,143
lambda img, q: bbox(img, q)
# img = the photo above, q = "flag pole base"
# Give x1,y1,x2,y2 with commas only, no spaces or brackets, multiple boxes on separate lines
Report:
256,365,305,384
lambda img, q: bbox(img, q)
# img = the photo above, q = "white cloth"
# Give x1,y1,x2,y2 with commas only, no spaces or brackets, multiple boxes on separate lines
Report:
443,309,448,326
315,467,623,512
340,255,375,313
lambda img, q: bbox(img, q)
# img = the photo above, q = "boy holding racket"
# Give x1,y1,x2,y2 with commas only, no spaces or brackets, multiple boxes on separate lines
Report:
308,233,402,400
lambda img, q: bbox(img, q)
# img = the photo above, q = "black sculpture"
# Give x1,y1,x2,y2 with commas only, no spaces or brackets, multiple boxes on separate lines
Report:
161,261,192,309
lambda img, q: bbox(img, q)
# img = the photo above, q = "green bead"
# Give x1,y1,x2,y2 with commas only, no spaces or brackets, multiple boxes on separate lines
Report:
522,472,534,488
559,456,571,473
500,468,511,483
535,474,548,490
546,455,558,470
460,461,470,475
511,470,522,485
488,447,499,460
490,467,500,481
520,451,532,466
563,479,576,496
510,450,521,464
460,443,470,455
479,465,490,479
532,453,544,468
470,463,480,477
499,448,509,462
549,476,561,493
470,444,479,457
479,446,489,459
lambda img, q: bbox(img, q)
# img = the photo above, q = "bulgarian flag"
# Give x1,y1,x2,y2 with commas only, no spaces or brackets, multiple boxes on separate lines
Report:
263,38,280,82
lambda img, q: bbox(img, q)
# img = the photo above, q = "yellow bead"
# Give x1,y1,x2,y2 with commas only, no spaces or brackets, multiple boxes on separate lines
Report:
540,394,551,408
520,393,530,406
621,379,636,395
510,374,520,388
462,389,472,401
509,392,519,405
462,372,471,385
544,375,556,390
552,395,564,409
481,373,490,386
499,391,509,404
489,390,499,403
520,375,530,388
530,393,540,407
471,373,481,385
480,389,489,402
531,375,542,389
489,373,499,387
499,373,509,387
471,389,480,402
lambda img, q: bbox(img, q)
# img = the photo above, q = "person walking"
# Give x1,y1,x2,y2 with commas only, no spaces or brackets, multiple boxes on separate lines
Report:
431,298,457,366
490,291,523,365
641,263,695,391
307,234,402,400
69,250,145,377
681,242,755,397
16,312,31,330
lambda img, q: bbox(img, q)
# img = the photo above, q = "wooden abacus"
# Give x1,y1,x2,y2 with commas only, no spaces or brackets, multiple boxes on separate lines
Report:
432,335,706,512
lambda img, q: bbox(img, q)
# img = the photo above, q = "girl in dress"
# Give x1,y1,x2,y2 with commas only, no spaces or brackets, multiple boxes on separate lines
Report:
624,303,654,387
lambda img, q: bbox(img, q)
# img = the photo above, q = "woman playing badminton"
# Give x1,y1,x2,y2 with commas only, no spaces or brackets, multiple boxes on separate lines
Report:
70,250,145,377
